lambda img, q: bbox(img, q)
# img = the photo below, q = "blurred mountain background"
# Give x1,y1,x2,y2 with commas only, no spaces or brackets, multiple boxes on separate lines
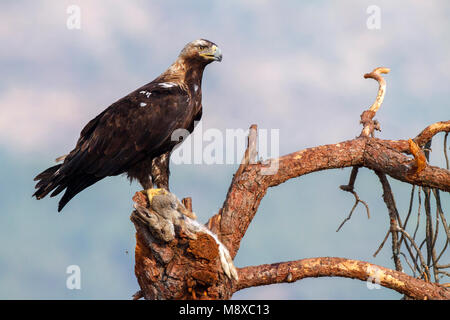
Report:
0,0,449,299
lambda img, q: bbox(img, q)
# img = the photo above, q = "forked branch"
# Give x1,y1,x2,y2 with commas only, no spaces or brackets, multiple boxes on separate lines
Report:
133,66,450,300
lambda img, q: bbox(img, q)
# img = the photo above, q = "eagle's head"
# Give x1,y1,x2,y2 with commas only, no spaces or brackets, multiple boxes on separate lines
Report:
179,39,222,64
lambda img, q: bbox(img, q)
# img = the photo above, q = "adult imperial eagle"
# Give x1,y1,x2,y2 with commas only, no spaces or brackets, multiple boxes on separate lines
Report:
33,39,222,211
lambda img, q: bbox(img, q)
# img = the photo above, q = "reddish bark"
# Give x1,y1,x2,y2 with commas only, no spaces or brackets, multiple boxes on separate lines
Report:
207,136,450,259
132,122,449,299
236,257,450,300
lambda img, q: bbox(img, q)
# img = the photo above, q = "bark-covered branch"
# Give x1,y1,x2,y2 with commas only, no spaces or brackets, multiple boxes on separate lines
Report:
236,257,450,300
207,135,450,259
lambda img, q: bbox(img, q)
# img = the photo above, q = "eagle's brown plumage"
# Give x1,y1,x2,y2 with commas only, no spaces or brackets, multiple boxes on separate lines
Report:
33,39,222,211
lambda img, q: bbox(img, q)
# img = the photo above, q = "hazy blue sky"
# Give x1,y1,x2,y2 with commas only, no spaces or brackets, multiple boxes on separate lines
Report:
0,0,448,299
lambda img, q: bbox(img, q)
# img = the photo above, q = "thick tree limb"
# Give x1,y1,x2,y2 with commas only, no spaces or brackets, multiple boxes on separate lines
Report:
236,257,450,300
208,135,450,258
364,138,450,190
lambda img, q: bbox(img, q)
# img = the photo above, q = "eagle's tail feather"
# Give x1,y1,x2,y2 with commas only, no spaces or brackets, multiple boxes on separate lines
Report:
50,182,68,198
34,161,103,212
33,164,63,200
33,164,61,182
57,175,100,212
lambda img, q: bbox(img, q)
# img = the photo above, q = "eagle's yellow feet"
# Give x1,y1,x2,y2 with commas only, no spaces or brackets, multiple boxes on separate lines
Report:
144,188,197,220
145,188,168,203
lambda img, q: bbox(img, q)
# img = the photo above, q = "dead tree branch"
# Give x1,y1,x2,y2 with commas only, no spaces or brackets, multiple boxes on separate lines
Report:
236,257,450,300
207,135,450,258
133,66,450,300
360,67,389,137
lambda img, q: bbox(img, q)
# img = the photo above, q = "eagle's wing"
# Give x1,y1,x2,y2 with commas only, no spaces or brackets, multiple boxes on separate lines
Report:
33,82,191,211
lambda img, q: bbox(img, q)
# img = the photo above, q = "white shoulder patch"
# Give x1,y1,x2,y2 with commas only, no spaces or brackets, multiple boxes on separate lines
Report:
140,102,147,107
158,82,177,88
194,84,199,92
139,90,152,98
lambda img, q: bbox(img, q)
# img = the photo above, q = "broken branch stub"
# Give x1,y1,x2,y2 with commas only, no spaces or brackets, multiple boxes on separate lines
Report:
360,67,390,137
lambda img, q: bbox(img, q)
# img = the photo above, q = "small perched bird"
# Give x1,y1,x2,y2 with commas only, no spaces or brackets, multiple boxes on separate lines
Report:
33,39,222,211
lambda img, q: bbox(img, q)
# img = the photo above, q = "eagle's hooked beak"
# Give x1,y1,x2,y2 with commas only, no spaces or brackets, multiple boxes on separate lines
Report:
201,45,222,62
213,46,222,62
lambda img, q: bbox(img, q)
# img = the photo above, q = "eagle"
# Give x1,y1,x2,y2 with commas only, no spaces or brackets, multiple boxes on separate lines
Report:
33,39,222,211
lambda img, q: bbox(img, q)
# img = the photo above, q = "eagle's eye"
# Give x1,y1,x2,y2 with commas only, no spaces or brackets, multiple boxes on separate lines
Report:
198,45,207,50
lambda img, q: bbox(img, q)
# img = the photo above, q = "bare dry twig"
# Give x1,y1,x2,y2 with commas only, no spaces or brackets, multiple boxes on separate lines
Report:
375,171,403,272
337,167,371,232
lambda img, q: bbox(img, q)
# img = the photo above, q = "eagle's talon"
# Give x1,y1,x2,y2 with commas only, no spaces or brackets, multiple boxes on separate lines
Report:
146,188,168,203
146,188,197,220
